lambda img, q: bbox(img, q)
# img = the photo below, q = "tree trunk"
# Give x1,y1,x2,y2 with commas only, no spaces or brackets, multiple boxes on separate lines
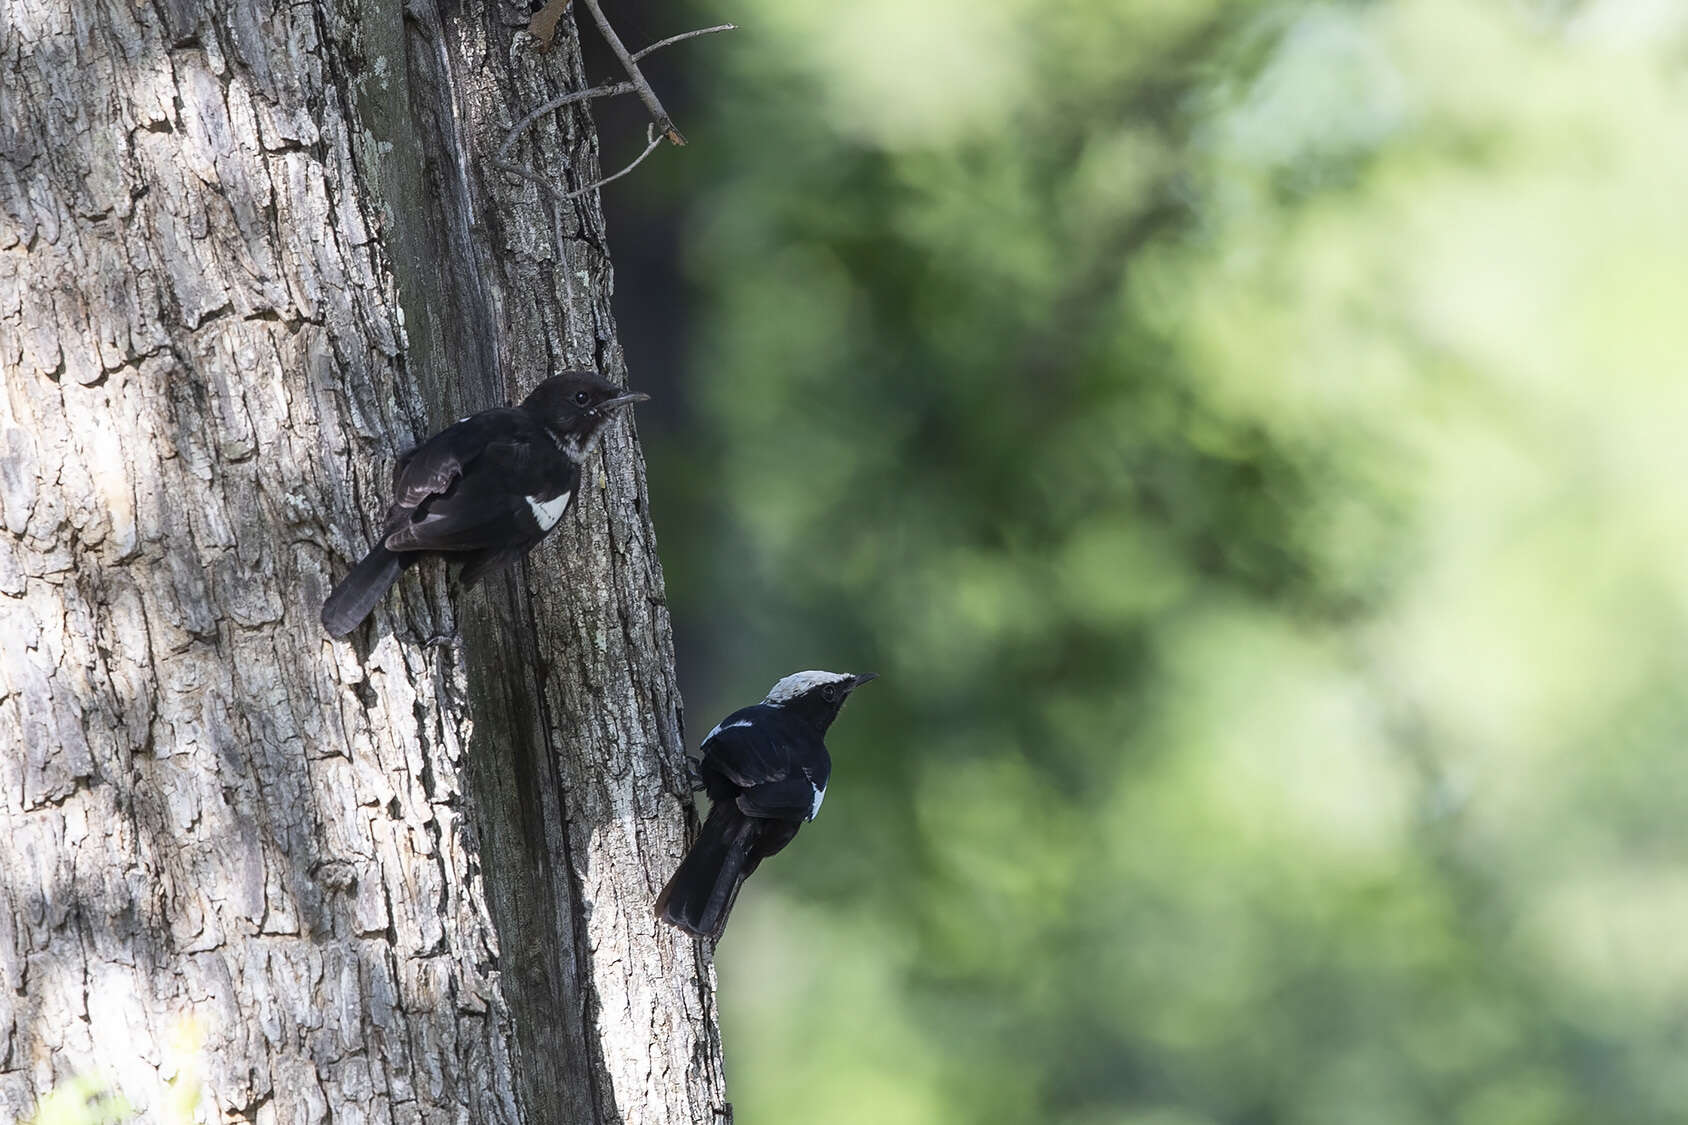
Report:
0,1,725,1122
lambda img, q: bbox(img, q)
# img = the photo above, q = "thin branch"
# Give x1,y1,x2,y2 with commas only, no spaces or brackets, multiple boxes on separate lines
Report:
498,80,634,165
493,159,567,197
630,23,737,62
497,20,737,197
564,125,664,199
579,0,687,146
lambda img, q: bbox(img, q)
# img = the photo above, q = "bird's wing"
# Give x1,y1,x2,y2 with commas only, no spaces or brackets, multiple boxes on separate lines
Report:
387,421,482,514
735,779,816,821
384,428,570,553
698,711,799,790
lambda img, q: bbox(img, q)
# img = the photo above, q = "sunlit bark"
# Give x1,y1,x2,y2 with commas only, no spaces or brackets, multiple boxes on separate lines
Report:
0,1,723,1120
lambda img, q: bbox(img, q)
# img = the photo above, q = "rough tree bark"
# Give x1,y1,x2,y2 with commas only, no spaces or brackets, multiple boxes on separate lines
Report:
0,1,727,1122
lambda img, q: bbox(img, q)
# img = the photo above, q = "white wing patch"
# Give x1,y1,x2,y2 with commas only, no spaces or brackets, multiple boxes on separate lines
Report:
763,669,854,705
703,717,754,745
808,782,826,821
526,490,572,532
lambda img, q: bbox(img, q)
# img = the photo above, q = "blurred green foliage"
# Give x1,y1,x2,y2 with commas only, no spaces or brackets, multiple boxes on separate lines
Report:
636,0,1688,1122
22,1020,202,1124
25,1077,131,1125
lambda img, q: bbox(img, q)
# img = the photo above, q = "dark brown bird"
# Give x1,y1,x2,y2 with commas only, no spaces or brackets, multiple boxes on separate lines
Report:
321,371,647,636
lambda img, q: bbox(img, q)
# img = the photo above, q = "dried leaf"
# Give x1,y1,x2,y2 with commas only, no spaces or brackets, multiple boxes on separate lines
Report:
528,0,571,48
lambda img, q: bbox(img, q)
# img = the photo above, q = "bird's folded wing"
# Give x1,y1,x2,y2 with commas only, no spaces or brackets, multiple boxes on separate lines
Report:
699,716,795,788
386,410,541,511
384,435,553,552
389,431,476,513
735,779,815,821
384,484,528,552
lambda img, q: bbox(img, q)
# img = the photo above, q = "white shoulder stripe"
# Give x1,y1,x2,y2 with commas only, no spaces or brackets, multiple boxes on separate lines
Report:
703,717,754,744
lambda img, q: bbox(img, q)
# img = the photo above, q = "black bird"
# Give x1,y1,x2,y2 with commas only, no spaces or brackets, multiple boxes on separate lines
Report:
657,669,877,941
321,371,647,637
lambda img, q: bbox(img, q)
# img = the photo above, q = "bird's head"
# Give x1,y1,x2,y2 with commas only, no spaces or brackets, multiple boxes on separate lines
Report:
761,669,878,730
521,371,649,453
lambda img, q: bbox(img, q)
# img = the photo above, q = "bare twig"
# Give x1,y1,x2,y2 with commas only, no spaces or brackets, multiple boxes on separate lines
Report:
493,159,566,196
497,19,737,198
498,80,634,166
631,23,737,62
579,0,687,145
563,125,664,199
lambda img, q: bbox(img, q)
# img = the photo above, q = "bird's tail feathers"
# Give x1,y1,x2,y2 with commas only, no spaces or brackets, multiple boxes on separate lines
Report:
656,800,758,941
321,544,407,637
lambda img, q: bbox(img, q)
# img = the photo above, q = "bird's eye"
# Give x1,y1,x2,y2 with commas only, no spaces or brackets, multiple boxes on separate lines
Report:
822,686,837,702
574,390,591,406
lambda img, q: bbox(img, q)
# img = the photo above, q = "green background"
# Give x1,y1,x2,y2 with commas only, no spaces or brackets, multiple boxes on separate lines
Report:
611,1,1688,1122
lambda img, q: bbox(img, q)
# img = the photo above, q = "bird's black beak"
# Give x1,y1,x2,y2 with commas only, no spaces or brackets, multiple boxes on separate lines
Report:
600,392,650,412
847,672,879,691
